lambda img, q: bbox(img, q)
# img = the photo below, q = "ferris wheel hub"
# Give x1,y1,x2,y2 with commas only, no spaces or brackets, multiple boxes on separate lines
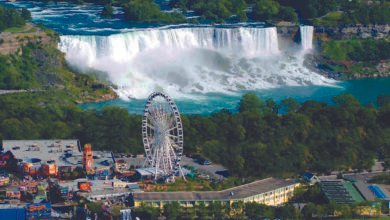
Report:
141,92,185,182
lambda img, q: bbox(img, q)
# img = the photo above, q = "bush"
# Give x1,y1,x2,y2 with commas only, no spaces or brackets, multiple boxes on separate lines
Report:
0,6,27,31
123,0,185,23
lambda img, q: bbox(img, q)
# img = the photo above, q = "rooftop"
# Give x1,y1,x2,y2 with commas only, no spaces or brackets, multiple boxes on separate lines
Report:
2,140,82,167
93,151,114,170
1,140,114,170
133,177,297,201
353,181,376,201
136,167,164,176
320,180,364,204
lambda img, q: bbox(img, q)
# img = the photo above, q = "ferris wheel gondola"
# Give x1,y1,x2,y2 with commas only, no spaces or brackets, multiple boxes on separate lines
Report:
142,92,185,182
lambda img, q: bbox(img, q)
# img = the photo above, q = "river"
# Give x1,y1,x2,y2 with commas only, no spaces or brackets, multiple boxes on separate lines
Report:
1,0,389,114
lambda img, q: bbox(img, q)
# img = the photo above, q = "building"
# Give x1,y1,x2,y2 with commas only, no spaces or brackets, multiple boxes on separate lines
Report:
54,178,138,202
2,140,114,179
93,151,114,179
135,167,164,181
302,172,320,185
132,177,299,208
0,205,26,219
115,159,129,173
2,140,82,177
113,153,144,174
83,144,94,174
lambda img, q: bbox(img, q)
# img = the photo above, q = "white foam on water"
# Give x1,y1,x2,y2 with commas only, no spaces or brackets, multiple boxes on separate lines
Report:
59,27,334,99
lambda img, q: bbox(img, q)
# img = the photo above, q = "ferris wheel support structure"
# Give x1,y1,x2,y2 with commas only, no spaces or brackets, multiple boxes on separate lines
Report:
142,92,186,182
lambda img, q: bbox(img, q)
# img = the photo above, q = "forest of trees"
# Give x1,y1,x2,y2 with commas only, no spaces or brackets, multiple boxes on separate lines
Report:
0,92,389,178
323,38,390,63
0,6,31,31
132,194,387,220
134,201,301,219
124,0,389,24
16,0,389,24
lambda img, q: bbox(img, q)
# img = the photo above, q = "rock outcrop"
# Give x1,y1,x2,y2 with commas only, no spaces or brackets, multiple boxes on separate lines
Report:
276,24,389,41
0,23,57,55
315,25,389,39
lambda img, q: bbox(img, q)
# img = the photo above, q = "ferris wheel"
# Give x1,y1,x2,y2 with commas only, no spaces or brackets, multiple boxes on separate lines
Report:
142,92,185,182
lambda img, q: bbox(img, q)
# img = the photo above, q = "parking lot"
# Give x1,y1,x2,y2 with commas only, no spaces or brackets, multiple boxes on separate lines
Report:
181,156,229,180
114,153,229,180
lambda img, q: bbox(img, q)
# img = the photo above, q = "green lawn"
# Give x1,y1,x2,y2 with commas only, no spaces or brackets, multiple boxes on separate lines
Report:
313,11,344,27
4,25,26,33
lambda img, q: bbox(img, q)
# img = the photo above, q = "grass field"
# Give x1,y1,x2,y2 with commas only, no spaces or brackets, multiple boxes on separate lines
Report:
4,26,26,33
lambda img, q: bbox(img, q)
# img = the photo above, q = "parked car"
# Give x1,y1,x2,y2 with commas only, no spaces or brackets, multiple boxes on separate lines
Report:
197,157,212,165
201,160,212,165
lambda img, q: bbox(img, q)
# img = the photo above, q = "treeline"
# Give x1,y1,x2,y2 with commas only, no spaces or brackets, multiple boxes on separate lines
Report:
169,0,249,23
0,93,143,153
323,38,390,63
121,0,389,24
132,199,387,220
134,202,300,220
313,0,390,26
0,6,31,31
0,92,390,178
184,93,390,177
169,0,298,23
24,0,390,25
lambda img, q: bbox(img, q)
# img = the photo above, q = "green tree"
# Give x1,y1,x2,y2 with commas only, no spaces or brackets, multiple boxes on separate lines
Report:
251,0,280,21
123,0,184,23
278,6,298,22
281,97,300,113
164,202,181,219
209,201,226,219
101,4,113,18
238,93,264,113
21,8,31,21
202,140,222,162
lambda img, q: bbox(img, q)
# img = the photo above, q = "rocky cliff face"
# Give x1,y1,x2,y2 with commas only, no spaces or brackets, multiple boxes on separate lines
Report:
0,23,57,55
315,25,389,39
276,25,389,40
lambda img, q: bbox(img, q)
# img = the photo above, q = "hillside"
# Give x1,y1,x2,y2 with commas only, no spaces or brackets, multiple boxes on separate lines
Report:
0,22,117,103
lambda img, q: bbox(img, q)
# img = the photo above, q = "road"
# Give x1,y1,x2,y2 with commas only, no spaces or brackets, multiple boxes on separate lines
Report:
0,90,27,95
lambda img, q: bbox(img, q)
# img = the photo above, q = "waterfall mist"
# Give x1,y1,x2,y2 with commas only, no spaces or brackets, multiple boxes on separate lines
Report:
59,26,333,99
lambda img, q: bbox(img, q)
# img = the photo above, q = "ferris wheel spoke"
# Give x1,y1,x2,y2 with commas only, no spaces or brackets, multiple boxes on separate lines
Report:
146,124,155,130
167,134,178,141
142,92,184,182
166,126,178,132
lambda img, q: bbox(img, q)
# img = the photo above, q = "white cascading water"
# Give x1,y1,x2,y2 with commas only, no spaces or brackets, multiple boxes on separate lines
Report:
300,26,314,50
59,26,333,99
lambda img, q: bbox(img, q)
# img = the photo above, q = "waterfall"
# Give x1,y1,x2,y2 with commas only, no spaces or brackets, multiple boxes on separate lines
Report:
59,27,280,64
58,26,333,99
300,26,314,50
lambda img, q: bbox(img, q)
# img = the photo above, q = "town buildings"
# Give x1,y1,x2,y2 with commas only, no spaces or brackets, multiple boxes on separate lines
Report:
132,177,300,208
